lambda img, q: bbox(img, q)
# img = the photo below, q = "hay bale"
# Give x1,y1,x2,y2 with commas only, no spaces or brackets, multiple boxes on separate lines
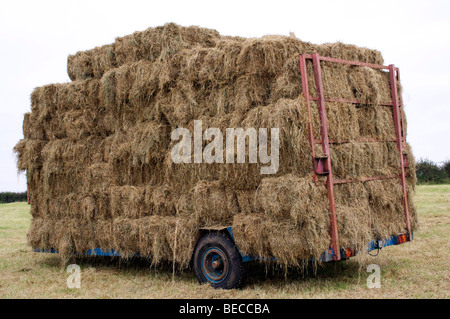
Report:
17,23,417,268
68,44,116,81
110,186,146,219
232,214,331,266
27,218,49,250
14,139,46,171
94,219,114,250
330,141,400,179
112,218,140,258
23,112,46,140
105,123,169,186
67,23,221,81
238,175,332,262
139,215,198,268
83,163,113,191
29,80,107,140
144,185,176,216
317,42,384,65
192,180,239,226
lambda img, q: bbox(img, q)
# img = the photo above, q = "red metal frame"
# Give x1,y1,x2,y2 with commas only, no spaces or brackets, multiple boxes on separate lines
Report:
299,53,412,261
388,64,412,237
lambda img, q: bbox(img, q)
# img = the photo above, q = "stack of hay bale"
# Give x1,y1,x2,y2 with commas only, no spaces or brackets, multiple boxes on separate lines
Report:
15,23,417,268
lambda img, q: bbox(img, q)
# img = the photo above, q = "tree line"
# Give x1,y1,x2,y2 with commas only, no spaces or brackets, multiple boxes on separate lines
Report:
416,159,450,184
0,192,27,203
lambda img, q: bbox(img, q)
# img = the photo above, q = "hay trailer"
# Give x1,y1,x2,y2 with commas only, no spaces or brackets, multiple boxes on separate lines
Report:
33,54,413,289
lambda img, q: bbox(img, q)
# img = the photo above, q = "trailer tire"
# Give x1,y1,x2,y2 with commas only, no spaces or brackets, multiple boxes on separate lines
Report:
193,232,246,289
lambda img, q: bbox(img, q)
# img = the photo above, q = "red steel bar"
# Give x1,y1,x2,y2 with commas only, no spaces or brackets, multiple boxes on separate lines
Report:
299,55,319,185
389,64,412,237
333,175,399,185
311,53,341,261
302,54,398,71
310,96,394,106
314,137,397,145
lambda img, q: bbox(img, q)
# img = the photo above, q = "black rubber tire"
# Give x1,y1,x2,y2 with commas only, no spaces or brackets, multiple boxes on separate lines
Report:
193,232,247,289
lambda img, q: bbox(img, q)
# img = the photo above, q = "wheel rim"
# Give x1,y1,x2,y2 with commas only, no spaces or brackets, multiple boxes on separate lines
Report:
201,247,229,283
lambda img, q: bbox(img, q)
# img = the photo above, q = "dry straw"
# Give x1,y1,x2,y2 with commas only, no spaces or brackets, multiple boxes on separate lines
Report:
15,23,417,269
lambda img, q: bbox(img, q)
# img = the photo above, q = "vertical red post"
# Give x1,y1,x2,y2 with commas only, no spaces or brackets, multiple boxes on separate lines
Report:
389,64,412,238
299,55,318,185
312,53,341,260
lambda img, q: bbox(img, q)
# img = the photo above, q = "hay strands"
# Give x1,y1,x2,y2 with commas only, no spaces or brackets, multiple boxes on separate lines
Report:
299,53,412,261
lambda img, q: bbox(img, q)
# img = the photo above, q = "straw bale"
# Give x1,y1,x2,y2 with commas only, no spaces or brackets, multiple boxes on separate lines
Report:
17,24,417,268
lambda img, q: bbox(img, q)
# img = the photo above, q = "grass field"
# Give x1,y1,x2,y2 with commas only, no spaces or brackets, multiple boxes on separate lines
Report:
0,185,448,299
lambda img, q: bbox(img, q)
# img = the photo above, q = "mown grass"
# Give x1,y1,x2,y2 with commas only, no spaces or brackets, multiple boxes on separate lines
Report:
0,185,448,299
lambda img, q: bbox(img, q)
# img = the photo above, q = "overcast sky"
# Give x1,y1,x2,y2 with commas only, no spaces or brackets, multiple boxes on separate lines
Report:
1,0,449,192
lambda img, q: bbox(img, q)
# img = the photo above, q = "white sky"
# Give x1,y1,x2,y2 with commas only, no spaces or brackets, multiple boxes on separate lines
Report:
1,0,449,192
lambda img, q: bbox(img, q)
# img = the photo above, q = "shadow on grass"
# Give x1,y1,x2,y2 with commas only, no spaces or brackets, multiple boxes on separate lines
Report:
34,252,369,289
244,258,366,288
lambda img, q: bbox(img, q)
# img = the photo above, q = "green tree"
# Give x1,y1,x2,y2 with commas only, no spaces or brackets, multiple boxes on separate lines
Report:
442,160,450,179
415,158,446,184
0,192,27,203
